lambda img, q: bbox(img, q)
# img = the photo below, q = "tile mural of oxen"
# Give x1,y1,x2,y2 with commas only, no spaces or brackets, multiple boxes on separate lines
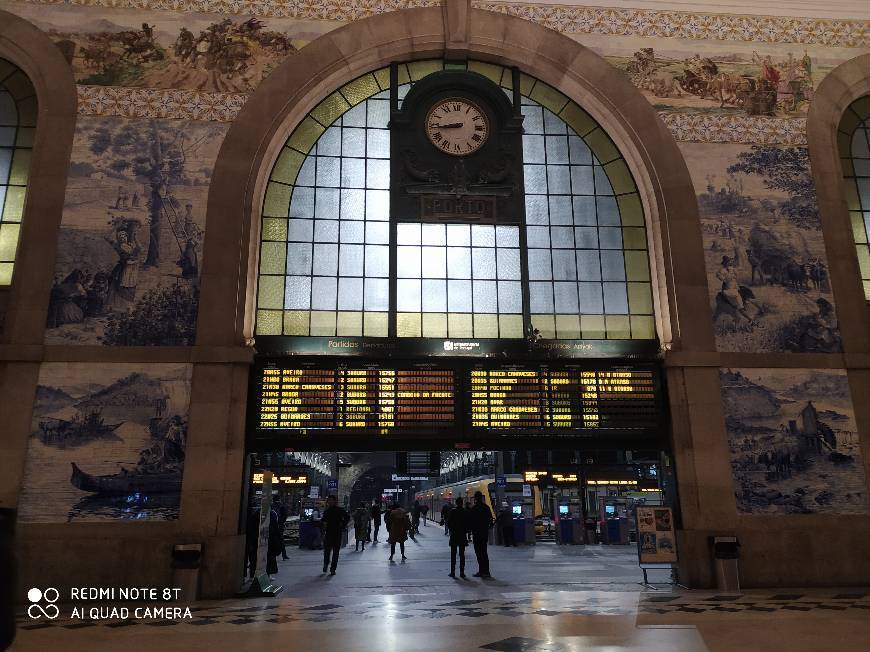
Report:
720,368,866,515
44,117,227,346
18,362,192,523
682,143,841,353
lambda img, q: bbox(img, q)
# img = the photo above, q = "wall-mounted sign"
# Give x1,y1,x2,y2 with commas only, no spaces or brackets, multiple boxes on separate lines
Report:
522,484,532,497
636,506,677,565
252,473,307,485
308,486,320,498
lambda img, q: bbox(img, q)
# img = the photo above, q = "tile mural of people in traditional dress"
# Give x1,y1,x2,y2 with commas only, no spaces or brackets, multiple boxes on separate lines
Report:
18,362,193,523
720,368,867,515
681,143,842,353
44,117,227,346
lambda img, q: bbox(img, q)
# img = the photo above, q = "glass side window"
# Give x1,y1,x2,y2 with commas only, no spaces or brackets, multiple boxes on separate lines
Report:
257,60,654,340
840,97,870,300
0,59,36,285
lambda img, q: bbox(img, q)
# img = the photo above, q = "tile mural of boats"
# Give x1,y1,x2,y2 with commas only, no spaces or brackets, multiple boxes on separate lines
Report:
18,362,192,523
721,368,867,515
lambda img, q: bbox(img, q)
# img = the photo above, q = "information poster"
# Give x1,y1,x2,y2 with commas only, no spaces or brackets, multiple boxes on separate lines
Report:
636,506,677,564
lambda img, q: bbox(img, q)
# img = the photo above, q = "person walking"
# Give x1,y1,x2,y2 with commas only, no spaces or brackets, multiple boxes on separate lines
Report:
353,501,371,551
320,495,349,575
411,500,422,535
469,491,494,578
447,497,469,579
498,507,516,547
371,501,383,543
421,504,429,526
387,502,410,562
441,501,453,536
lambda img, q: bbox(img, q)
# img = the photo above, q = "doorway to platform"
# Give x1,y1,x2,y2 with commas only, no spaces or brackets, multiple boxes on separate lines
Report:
242,447,677,598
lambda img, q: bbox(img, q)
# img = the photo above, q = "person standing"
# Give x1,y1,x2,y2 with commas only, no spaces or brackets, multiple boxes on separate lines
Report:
421,503,429,526
320,495,349,575
411,500,422,535
441,501,453,536
371,501,383,543
353,502,371,551
273,495,289,560
244,504,260,579
447,497,469,579
266,501,282,579
469,491,494,578
498,507,516,547
387,502,409,562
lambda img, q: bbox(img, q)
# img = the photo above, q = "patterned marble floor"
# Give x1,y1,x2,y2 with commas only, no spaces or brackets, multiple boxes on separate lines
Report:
9,529,870,651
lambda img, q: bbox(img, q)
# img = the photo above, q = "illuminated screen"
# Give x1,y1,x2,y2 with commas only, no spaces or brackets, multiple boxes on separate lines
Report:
254,362,455,436
512,505,522,515
251,360,660,440
559,505,569,515
469,365,658,434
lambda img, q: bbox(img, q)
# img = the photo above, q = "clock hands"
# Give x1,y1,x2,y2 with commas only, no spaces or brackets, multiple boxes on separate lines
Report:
434,122,464,129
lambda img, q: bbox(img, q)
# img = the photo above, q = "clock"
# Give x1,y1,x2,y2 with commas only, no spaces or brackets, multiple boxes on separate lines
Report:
390,67,525,225
425,98,490,156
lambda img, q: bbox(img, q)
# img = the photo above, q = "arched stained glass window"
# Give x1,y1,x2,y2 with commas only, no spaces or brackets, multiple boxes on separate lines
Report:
839,96,870,300
0,59,36,286
256,60,654,340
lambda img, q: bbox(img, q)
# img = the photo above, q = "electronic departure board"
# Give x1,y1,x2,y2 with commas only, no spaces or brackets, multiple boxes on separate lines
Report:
250,360,662,444
255,364,456,436
469,366,658,435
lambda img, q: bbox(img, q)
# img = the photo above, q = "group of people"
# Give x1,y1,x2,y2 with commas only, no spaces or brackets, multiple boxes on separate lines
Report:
248,492,500,581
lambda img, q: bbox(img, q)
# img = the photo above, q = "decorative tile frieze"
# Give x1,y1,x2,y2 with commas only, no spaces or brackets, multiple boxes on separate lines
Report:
13,0,867,47
473,2,868,47
75,84,809,145
77,85,247,121
15,0,440,21
659,113,807,145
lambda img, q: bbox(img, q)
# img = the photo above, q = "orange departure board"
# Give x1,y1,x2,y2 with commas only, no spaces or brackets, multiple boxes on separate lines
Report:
255,364,455,435
469,365,658,433
252,361,661,441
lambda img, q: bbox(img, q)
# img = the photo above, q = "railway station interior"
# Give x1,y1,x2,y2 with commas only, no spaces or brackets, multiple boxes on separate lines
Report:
2,0,870,650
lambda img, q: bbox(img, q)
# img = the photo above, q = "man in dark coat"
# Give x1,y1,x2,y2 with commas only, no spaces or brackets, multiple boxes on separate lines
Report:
498,507,516,547
266,503,281,577
447,497,469,578
320,495,349,575
469,491,494,578
273,495,289,560
441,501,453,536
371,501,382,543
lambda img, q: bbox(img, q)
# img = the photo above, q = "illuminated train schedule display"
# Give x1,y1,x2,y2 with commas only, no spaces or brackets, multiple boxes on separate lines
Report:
255,364,456,436
251,360,661,442
469,365,658,435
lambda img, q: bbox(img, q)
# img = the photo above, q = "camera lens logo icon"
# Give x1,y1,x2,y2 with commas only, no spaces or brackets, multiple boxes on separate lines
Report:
27,588,60,620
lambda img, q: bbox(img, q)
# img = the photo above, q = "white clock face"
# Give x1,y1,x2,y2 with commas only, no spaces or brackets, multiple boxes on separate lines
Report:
425,98,489,156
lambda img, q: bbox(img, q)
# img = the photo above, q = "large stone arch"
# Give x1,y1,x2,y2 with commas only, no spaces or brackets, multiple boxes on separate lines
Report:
0,9,77,512
199,0,711,354
806,53,870,354
805,52,870,502
0,8,77,344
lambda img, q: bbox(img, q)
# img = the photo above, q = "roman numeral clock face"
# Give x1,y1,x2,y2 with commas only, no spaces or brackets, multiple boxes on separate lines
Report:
425,98,490,156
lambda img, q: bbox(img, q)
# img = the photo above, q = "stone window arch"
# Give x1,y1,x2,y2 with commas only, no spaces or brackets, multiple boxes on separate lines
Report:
255,60,654,341
0,58,36,286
